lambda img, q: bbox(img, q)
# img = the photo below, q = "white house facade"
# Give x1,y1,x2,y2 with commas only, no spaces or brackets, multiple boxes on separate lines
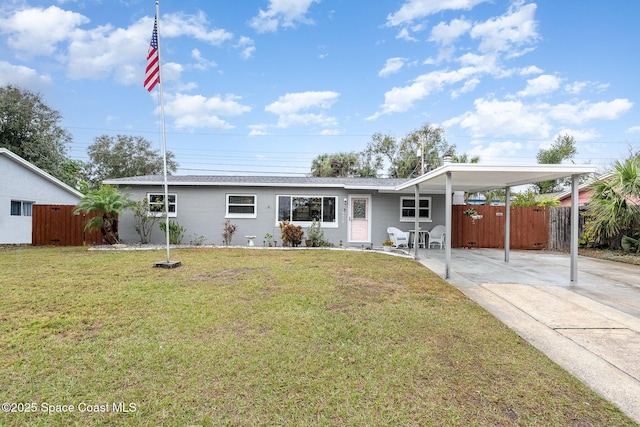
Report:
0,148,83,244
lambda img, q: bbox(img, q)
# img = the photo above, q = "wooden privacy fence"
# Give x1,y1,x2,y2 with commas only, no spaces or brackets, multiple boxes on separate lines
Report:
451,205,549,249
32,205,103,246
548,206,587,251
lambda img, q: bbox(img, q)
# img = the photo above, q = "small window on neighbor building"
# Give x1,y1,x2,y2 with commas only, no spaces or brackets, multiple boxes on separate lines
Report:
10,200,33,216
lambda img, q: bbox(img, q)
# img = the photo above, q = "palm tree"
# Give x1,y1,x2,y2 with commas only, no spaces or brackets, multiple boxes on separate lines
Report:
74,185,133,244
584,156,640,247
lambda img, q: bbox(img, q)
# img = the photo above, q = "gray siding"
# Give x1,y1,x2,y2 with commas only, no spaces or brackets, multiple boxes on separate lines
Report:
116,184,445,248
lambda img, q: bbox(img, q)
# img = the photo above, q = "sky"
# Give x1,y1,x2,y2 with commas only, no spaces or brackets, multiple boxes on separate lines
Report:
1,0,639,177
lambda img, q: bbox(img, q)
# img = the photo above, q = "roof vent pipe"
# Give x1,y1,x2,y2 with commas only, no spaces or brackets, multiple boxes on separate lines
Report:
443,155,452,164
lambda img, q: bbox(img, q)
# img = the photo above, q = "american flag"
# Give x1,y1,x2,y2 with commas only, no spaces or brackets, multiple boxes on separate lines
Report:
144,16,160,92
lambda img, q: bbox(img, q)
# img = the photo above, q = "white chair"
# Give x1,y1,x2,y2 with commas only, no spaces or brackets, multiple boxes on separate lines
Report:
427,225,446,249
387,227,409,248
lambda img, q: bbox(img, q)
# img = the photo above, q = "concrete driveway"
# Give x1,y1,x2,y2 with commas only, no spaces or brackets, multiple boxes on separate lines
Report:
417,248,640,423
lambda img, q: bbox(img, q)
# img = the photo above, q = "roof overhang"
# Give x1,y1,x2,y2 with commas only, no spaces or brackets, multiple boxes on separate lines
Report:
395,163,598,194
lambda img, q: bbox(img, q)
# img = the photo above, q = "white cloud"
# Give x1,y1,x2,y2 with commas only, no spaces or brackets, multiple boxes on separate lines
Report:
161,11,233,45
519,65,543,75
451,77,480,98
470,2,539,55
249,0,320,33
236,36,255,60
367,66,479,119
444,98,552,137
0,5,88,57
265,91,339,128
548,99,633,124
379,57,407,77
468,140,524,163
445,97,633,139
430,18,472,45
517,74,562,97
387,0,488,27
1,7,235,86
248,124,269,136
396,27,418,42
552,128,600,143
190,49,217,71
627,126,640,134
163,92,251,130
0,61,52,87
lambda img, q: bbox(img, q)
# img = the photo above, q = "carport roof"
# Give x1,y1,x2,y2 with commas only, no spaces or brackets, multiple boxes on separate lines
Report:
395,163,598,193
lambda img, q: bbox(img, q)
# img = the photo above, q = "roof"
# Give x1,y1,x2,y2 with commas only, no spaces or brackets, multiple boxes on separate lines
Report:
104,163,598,194
103,174,410,191
396,163,598,194
0,148,84,198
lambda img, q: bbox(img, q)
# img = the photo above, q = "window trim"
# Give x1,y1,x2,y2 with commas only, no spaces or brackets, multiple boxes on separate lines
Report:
10,200,33,217
276,195,339,228
399,196,432,223
147,193,177,217
226,193,257,219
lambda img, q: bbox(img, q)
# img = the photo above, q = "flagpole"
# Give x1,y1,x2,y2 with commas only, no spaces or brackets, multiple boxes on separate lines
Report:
150,0,180,268
155,0,171,263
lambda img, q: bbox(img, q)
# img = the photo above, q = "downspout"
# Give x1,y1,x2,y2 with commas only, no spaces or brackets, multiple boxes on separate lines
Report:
571,174,579,282
504,186,511,262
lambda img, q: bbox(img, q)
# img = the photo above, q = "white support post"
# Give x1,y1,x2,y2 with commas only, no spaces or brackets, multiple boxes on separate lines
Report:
571,174,579,282
445,172,452,279
504,186,511,262
414,184,420,258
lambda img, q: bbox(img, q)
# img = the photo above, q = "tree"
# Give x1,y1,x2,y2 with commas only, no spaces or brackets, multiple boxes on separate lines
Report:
534,134,578,193
84,135,178,187
0,85,73,184
74,185,134,244
583,155,640,247
362,124,453,178
310,152,359,177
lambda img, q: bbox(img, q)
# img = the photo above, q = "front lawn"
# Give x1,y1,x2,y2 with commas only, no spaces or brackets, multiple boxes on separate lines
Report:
0,247,634,426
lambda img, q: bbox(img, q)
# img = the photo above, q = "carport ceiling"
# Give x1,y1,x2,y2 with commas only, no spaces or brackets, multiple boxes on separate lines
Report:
396,163,598,194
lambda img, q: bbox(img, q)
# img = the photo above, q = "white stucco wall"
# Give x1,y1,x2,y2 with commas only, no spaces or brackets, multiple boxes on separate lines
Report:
0,152,82,244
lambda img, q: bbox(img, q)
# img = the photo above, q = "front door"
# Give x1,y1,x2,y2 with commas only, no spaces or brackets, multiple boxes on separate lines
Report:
348,195,371,243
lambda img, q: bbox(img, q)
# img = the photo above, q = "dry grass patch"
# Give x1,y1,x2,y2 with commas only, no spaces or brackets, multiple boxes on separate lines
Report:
0,247,634,426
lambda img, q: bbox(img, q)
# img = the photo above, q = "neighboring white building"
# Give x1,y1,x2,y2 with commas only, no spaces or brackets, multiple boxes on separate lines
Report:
0,148,83,244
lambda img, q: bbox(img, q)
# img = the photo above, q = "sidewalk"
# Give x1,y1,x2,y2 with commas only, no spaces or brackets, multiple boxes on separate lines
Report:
417,248,640,423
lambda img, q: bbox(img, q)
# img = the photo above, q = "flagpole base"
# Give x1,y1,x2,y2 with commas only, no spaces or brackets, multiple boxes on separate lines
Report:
153,260,182,269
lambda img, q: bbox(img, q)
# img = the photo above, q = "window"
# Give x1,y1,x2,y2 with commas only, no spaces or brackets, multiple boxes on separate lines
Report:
226,194,257,218
277,195,337,227
400,196,431,222
10,200,33,216
147,193,177,217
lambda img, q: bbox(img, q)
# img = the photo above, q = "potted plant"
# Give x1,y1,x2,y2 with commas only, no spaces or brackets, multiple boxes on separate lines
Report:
307,219,326,247
382,238,394,252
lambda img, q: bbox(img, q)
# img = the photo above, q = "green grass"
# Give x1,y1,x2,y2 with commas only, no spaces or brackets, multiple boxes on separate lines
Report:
0,247,635,426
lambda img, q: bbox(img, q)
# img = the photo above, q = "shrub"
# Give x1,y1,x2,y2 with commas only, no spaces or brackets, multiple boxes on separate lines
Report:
222,220,238,246
133,198,162,244
306,219,327,247
279,221,304,247
159,220,186,245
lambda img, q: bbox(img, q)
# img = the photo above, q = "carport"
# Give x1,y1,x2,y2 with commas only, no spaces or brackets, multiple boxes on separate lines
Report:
395,163,597,281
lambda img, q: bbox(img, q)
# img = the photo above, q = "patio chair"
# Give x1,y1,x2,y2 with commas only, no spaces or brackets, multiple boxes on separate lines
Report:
427,225,446,249
387,227,410,248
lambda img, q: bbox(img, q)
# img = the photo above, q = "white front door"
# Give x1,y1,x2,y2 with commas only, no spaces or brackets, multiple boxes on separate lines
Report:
348,195,371,243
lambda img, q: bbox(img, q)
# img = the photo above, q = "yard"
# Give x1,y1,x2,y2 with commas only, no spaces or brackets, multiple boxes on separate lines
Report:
0,247,635,426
